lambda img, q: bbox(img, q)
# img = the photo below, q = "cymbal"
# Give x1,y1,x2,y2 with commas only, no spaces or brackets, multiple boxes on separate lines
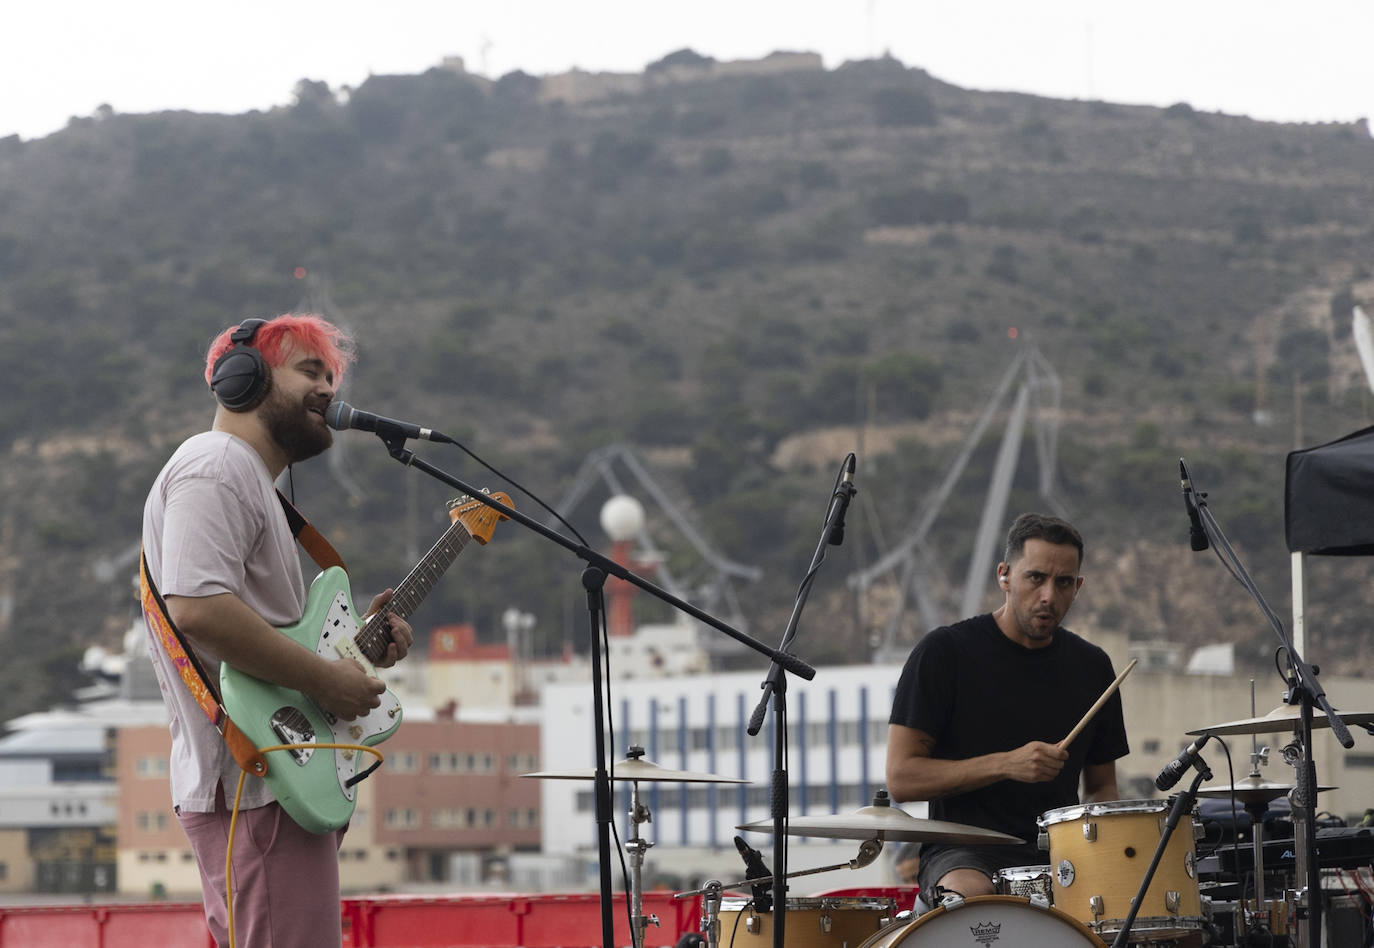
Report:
737,804,1024,845
522,756,746,784
1196,774,1336,804
1187,705,1374,737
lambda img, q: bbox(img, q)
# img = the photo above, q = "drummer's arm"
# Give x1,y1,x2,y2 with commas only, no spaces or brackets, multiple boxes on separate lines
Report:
886,724,1067,801
1081,761,1118,803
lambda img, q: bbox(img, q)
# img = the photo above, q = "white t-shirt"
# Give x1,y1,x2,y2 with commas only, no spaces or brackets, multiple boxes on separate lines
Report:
142,431,306,812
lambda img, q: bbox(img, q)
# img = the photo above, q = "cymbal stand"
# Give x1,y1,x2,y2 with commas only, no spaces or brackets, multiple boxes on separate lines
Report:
1241,794,1272,940
624,771,659,948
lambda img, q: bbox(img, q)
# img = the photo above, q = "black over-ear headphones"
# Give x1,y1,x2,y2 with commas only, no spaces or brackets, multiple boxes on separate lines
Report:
209,318,271,412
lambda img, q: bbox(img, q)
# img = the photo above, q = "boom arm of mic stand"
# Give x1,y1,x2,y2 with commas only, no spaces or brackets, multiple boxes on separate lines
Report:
1192,498,1352,749
678,839,884,897
749,466,854,735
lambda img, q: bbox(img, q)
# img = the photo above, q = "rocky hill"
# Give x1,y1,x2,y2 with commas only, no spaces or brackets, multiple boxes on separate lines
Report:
0,51,1371,725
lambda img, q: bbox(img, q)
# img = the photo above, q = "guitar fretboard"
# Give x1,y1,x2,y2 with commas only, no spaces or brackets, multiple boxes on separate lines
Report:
354,517,475,663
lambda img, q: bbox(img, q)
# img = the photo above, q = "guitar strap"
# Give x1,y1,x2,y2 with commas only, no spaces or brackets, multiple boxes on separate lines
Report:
139,549,268,778
275,490,348,573
138,491,348,779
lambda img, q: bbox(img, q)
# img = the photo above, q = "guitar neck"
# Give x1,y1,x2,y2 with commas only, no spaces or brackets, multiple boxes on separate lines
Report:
354,517,475,664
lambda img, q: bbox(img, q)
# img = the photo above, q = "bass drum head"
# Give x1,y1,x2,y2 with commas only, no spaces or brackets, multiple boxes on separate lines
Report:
857,896,1105,948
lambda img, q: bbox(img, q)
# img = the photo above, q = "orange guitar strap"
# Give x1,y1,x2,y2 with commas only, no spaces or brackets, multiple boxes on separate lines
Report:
139,550,268,778
139,493,346,779
275,490,347,573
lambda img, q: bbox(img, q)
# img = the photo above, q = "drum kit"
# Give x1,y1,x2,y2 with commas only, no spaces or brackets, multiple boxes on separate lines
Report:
525,697,1367,948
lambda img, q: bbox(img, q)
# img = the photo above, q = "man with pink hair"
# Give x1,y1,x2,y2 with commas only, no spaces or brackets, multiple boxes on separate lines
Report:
142,313,414,946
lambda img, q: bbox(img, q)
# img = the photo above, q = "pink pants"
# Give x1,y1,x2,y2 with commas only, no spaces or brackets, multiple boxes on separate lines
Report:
177,785,346,947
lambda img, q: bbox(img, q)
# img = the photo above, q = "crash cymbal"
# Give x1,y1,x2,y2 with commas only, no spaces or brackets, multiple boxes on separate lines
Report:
522,755,746,784
1195,774,1336,804
737,804,1023,845
1187,705,1374,737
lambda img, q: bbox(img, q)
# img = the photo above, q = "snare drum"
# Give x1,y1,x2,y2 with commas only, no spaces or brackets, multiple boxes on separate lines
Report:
855,895,1104,947
993,865,1054,903
719,896,896,948
1038,799,1203,942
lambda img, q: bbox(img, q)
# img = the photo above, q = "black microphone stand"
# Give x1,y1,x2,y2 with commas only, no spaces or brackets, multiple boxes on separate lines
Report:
362,430,817,948
1181,458,1353,948
746,455,856,948
1110,761,1212,948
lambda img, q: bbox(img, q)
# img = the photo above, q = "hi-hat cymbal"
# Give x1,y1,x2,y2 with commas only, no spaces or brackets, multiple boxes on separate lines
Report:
1195,774,1335,804
737,804,1023,845
1187,705,1374,737
522,755,746,784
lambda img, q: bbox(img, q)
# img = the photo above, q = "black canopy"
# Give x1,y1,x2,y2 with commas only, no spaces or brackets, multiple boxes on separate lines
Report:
1285,425,1374,555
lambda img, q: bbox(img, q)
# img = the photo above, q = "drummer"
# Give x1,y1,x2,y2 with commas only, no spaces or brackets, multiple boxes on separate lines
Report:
885,513,1130,900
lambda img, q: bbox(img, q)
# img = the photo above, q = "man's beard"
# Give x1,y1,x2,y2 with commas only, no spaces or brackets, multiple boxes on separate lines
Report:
261,390,333,463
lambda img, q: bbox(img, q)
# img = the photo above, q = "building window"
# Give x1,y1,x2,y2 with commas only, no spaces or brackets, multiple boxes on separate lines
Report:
509,808,539,829
432,808,466,828
136,756,169,778
1142,740,1161,754
137,811,169,832
389,751,418,774
507,752,538,773
1346,754,1374,768
384,808,420,829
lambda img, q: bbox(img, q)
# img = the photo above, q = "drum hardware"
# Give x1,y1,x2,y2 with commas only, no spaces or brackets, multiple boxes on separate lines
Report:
525,746,748,948
701,881,724,948
1110,779,1208,947
853,894,1107,947
710,896,897,948
1197,771,1333,939
736,798,1023,845
677,838,886,900
993,865,1054,904
1186,705,1374,738
521,746,751,785
625,773,659,947
1040,794,1207,945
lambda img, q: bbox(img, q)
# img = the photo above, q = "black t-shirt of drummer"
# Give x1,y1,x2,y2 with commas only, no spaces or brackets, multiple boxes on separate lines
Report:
889,613,1131,847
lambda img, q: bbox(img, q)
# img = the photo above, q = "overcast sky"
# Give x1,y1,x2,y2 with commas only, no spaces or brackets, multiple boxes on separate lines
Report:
2,1,1370,142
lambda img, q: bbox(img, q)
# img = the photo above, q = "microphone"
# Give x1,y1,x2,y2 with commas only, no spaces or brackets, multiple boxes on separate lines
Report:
1155,733,1212,792
828,454,857,546
1179,459,1208,552
325,400,451,443
733,835,773,912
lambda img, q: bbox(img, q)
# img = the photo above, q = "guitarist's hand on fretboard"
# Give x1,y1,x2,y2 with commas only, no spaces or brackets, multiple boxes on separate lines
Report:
363,588,413,669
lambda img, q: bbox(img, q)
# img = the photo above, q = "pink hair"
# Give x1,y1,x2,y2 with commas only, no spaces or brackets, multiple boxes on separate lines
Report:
203,314,356,388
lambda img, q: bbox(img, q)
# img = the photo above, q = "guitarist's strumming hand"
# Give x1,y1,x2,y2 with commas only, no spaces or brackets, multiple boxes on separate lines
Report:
364,588,413,669
314,658,387,721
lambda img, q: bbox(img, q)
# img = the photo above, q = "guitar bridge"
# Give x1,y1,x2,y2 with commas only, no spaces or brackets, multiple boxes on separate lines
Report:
269,707,316,765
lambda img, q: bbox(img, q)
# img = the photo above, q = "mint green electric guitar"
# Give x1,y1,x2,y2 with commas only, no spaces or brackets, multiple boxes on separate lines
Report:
220,492,510,834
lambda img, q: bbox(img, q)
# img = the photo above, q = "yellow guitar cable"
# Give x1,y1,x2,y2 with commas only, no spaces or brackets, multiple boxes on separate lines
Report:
225,742,384,948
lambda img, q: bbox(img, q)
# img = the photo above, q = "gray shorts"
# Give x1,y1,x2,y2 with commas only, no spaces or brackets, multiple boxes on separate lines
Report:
916,844,1045,897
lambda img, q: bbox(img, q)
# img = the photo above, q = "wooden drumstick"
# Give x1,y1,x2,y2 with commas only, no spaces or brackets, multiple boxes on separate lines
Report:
1057,658,1137,751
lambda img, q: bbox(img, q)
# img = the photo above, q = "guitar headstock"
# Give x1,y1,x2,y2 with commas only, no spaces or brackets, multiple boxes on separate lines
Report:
447,490,513,545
